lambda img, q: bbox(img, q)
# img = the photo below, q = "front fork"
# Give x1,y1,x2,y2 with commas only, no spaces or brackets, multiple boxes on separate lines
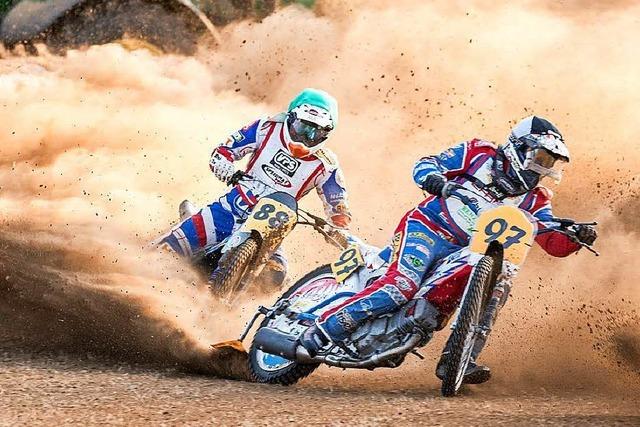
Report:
470,261,517,360
237,298,292,342
443,261,517,363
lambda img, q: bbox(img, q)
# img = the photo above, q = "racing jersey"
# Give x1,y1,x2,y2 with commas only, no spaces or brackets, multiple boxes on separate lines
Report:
211,113,349,224
412,139,580,257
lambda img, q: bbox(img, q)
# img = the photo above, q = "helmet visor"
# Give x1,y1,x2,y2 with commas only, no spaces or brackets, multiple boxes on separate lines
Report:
524,148,566,182
290,119,331,148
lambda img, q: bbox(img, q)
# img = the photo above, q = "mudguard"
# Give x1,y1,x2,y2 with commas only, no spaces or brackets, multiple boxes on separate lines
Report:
222,192,297,254
469,205,535,265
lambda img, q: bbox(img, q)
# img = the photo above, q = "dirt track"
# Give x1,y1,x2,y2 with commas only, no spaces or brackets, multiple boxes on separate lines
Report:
2,352,639,426
2,1,640,425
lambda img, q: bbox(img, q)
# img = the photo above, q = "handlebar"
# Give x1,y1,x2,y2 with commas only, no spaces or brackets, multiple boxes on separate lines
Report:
227,170,250,187
224,170,348,249
440,183,600,256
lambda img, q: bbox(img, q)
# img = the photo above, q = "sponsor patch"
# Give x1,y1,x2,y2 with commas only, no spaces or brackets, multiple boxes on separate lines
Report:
231,131,244,143
456,205,478,233
394,277,414,292
333,201,349,215
359,299,374,315
439,148,456,160
402,254,427,273
335,310,356,331
270,149,300,177
261,164,292,188
408,231,435,246
413,244,431,257
398,265,421,284
381,285,409,305
390,232,403,263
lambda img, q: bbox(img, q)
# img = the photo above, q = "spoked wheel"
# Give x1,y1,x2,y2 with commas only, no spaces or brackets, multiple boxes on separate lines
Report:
441,255,497,397
248,265,332,385
209,238,259,301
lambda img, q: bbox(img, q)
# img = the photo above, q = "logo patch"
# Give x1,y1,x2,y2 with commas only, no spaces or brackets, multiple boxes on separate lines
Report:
398,265,421,284
359,299,374,314
402,254,427,273
336,310,356,331
413,244,431,257
261,164,292,188
408,231,435,246
270,149,300,177
456,205,478,233
390,232,403,263
231,131,244,143
395,277,413,292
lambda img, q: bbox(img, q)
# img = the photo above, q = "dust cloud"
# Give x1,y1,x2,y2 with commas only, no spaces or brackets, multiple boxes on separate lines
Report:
0,0,638,389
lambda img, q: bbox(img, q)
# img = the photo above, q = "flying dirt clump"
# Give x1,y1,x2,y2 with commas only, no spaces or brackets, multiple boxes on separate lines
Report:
0,0,639,389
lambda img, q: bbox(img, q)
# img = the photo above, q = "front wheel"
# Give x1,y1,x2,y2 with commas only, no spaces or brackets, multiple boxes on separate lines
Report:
209,238,259,300
248,265,332,385
441,255,495,397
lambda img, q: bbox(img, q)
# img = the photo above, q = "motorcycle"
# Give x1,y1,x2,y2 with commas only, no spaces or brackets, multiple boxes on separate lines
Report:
235,185,598,396
154,171,350,302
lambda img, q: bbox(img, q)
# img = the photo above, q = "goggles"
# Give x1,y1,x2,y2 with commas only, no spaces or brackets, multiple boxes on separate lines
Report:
290,118,332,148
523,147,566,182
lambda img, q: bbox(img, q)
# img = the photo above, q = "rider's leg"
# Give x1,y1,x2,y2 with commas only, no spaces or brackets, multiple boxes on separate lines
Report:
159,200,235,258
312,209,459,345
256,247,288,293
179,200,198,221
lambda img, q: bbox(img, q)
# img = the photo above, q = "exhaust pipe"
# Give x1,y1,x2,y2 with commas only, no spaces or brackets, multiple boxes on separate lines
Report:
254,327,426,369
253,327,300,361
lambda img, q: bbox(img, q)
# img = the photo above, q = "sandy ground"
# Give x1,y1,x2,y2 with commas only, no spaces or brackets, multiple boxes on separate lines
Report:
1,351,639,427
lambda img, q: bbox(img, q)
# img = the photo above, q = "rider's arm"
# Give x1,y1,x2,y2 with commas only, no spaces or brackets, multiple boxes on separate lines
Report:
526,187,581,257
412,139,496,187
210,119,262,164
315,162,352,229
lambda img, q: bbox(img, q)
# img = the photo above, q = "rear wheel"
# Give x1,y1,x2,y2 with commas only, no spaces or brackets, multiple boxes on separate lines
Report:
248,265,331,385
209,238,259,300
441,255,495,397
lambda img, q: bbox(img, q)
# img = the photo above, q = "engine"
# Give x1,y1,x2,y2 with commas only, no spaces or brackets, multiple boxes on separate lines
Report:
348,298,440,360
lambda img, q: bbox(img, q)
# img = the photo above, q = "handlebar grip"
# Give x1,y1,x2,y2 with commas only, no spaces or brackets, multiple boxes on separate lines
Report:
227,171,247,186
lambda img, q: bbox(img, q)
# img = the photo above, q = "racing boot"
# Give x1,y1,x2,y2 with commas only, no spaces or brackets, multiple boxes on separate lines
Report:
435,351,492,385
179,199,197,221
298,324,329,358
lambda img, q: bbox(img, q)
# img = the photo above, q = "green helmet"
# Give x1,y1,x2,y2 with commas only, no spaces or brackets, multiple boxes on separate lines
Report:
284,88,339,158
288,88,338,129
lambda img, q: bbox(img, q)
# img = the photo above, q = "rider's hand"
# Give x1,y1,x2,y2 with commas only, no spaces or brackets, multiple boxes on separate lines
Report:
330,213,351,229
575,224,597,245
421,174,447,197
209,150,235,183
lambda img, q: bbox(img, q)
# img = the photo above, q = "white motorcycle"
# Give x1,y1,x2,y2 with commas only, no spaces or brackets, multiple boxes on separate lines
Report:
155,171,349,302
233,185,598,396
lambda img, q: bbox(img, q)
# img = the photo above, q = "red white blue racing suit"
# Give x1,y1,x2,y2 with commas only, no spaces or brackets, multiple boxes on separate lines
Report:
317,139,580,341
160,113,350,263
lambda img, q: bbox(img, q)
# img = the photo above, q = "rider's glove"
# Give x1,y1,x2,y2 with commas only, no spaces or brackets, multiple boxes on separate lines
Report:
330,213,351,229
209,149,235,183
575,224,598,245
421,173,447,197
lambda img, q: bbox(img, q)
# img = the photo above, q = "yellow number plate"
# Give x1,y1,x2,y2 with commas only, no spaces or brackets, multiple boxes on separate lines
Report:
469,205,535,265
245,198,296,235
331,245,365,283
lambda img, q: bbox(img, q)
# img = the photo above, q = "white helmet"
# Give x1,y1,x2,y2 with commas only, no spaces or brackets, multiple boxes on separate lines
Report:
500,116,570,192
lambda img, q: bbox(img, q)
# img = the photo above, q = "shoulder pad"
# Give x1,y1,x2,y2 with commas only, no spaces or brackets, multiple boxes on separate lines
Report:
469,138,498,150
314,148,339,171
265,112,287,123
